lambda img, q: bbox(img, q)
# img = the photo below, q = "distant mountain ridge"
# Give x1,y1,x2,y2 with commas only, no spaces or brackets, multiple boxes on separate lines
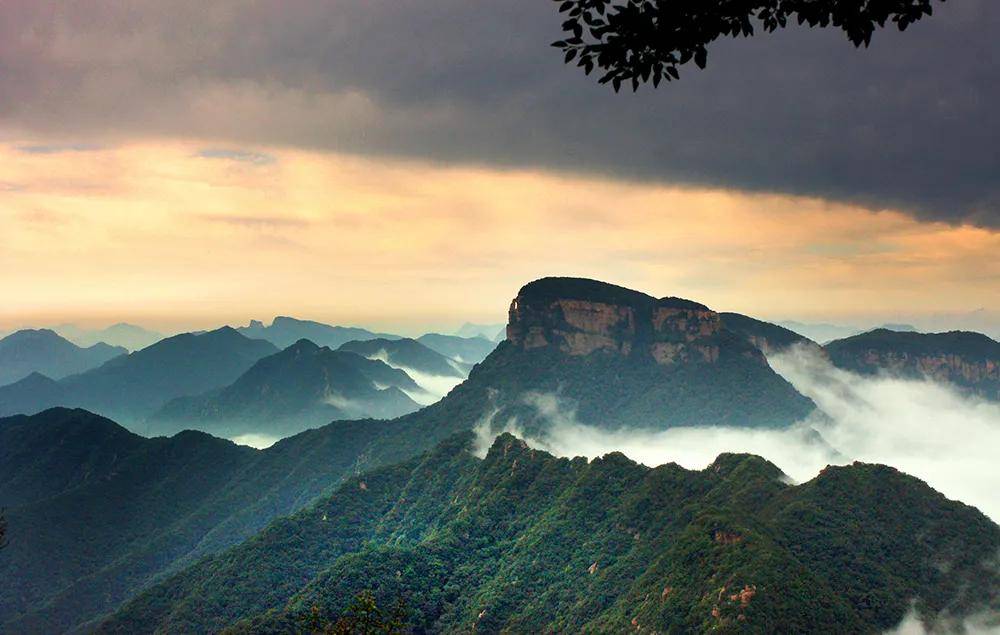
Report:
148,339,422,438
339,337,468,377
0,327,277,426
778,320,861,344
825,328,1000,400
238,316,400,350
417,332,496,364
456,322,506,341
53,322,163,351
0,329,126,386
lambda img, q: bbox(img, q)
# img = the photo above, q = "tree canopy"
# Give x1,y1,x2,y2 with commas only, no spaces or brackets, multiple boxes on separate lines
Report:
552,0,944,91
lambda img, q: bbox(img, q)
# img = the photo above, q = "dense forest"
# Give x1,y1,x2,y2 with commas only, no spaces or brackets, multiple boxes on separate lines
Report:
100,432,999,633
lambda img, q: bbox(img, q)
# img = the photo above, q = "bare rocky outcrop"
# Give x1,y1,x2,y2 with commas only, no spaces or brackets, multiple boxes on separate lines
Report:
506,277,756,366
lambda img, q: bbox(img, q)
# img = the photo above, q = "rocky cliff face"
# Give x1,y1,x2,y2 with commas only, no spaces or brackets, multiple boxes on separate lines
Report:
861,351,998,383
507,278,749,367
825,329,1000,401
492,278,817,430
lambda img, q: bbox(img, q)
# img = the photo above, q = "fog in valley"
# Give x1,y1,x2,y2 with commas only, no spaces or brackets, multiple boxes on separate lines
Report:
475,346,1000,524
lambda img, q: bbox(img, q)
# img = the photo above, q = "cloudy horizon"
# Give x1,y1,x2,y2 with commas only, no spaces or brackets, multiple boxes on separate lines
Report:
1,0,998,334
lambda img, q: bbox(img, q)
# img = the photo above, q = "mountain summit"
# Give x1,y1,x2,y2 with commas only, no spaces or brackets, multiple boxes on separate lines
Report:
481,277,814,432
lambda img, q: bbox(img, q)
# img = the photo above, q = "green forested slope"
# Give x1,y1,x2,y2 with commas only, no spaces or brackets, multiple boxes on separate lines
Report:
100,433,1000,634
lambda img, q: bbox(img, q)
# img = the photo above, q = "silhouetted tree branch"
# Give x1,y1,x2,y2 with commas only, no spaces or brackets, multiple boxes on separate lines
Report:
552,0,944,91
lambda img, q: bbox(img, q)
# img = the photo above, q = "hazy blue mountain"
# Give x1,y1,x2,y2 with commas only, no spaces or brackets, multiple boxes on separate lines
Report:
238,316,400,350
54,322,164,351
148,339,422,438
720,312,820,356
0,373,67,418
0,329,126,385
339,338,467,378
879,322,918,332
825,328,1000,400
100,432,999,634
455,322,505,341
337,337,475,405
417,332,497,364
777,320,861,344
0,327,277,426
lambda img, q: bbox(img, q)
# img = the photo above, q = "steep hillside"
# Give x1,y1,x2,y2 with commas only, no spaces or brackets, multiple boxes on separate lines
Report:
100,433,1000,634
0,409,259,632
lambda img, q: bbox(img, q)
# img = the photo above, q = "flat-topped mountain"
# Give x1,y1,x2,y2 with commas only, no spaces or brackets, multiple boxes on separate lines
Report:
99,432,999,634
0,327,277,426
825,328,1000,400
238,316,399,350
148,339,422,438
490,277,814,432
0,329,126,386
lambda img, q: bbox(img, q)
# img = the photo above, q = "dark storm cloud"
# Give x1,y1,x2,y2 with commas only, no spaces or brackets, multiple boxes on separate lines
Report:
1,0,997,225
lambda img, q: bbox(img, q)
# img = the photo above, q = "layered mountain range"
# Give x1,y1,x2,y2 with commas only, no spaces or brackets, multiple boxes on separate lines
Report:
237,316,399,350
147,340,424,438
0,329,126,386
1,277,998,632
0,327,277,426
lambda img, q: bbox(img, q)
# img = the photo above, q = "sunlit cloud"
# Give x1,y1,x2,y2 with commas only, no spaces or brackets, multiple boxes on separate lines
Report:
0,140,997,333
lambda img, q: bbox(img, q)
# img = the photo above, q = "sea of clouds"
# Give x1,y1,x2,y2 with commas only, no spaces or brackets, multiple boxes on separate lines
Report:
475,345,1000,525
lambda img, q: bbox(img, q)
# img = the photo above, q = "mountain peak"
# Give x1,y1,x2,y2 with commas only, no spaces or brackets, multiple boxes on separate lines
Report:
507,277,725,362
286,338,321,353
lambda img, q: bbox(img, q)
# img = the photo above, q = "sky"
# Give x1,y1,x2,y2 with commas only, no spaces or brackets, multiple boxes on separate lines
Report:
1,0,998,335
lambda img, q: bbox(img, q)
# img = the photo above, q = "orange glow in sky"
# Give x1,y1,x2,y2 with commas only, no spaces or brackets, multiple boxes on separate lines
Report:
2,140,998,334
